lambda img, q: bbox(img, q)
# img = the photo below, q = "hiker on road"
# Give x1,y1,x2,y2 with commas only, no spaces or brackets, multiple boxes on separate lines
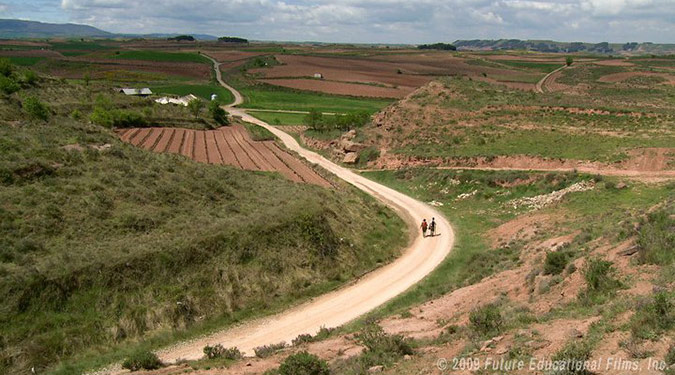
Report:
429,217,436,237
421,219,428,237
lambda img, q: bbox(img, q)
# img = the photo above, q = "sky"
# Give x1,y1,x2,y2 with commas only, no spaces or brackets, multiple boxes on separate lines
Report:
1,0,674,43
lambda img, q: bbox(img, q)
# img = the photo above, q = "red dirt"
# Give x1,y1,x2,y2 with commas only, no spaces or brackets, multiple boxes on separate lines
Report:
118,125,330,186
262,78,407,98
594,59,635,67
250,53,531,97
0,49,62,58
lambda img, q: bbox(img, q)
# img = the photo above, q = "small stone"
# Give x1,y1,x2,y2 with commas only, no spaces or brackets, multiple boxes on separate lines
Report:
343,152,359,164
567,328,583,339
616,182,627,189
368,365,384,373
404,354,412,361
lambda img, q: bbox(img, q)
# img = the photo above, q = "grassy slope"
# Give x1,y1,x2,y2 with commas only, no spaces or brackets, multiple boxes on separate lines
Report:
363,68,675,162
112,50,211,64
0,77,406,374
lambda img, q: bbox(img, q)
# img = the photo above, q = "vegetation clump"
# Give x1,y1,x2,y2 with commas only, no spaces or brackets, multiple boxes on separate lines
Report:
209,100,229,125
121,350,162,371
544,250,573,275
418,43,457,51
23,96,50,121
629,291,674,340
637,208,674,266
278,351,330,375
551,340,592,375
254,342,287,358
203,344,243,360
469,303,504,337
578,258,622,304
356,324,414,368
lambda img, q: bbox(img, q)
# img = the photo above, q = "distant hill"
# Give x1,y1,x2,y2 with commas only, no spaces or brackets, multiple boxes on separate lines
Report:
0,19,113,38
0,19,218,40
453,39,675,55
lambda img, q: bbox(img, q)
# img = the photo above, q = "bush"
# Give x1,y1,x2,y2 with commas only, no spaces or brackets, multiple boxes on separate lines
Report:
358,147,380,166
122,350,162,371
203,344,243,360
278,351,330,375
551,340,591,375
209,100,229,125
666,344,675,366
292,334,314,346
254,342,286,358
637,209,674,266
630,292,674,340
566,56,574,66
188,98,204,118
544,251,572,275
578,258,622,303
0,58,13,77
357,324,413,367
469,303,503,337
23,96,50,121
20,70,39,85
0,75,19,95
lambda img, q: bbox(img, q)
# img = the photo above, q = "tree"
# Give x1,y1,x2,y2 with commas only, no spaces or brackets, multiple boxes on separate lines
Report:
566,56,574,66
303,109,324,131
188,98,204,118
83,73,91,86
209,100,229,125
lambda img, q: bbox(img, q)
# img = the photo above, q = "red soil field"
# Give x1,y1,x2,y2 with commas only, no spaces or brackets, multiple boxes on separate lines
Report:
250,53,538,97
116,125,330,187
597,71,675,84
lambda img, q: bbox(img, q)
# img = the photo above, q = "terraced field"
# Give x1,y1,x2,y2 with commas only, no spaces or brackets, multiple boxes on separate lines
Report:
117,125,330,186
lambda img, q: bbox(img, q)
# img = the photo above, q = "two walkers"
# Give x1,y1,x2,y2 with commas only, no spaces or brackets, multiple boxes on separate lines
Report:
420,217,436,238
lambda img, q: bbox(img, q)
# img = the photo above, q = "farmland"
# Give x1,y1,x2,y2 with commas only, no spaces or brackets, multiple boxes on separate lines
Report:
117,124,331,186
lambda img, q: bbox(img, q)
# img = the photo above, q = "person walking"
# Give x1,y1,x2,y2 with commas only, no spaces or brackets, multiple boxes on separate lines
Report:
429,217,436,237
420,218,428,237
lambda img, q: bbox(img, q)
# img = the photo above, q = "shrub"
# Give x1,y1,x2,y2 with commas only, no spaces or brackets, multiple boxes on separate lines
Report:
20,70,39,85
551,340,591,375
637,209,674,266
358,147,380,166
114,110,147,127
469,303,503,337
209,100,229,125
0,58,13,77
666,344,675,366
544,251,571,275
357,324,413,367
578,258,622,303
188,98,204,118
566,56,574,66
90,107,114,127
0,75,19,95
278,351,330,375
292,334,314,346
203,344,242,360
122,349,162,371
23,96,50,121
630,292,674,340
254,342,286,358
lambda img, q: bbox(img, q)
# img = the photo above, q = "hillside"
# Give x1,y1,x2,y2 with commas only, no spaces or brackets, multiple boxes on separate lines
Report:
0,19,113,38
454,39,675,55
344,58,675,175
0,60,406,374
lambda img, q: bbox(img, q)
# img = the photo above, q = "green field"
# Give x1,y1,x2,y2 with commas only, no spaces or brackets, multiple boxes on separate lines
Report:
6,56,43,66
248,111,337,125
113,50,211,64
151,83,235,104
239,85,393,113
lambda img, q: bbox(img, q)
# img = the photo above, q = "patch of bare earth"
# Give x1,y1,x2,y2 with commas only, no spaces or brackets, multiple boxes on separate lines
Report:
598,71,675,84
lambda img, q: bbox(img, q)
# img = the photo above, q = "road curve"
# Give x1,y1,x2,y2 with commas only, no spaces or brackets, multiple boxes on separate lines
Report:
155,57,455,363
535,64,566,93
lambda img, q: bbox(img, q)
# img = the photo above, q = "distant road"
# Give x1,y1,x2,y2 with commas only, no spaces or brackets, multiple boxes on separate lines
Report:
535,64,566,93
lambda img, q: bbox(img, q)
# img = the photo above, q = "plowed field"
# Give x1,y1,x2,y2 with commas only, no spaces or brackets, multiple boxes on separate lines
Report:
116,125,330,187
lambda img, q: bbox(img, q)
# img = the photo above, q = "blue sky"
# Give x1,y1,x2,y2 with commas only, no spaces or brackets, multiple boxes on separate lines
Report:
1,0,673,43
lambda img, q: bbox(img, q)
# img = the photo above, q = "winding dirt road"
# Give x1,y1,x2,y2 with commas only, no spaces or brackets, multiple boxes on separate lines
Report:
535,64,566,93
153,57,456,363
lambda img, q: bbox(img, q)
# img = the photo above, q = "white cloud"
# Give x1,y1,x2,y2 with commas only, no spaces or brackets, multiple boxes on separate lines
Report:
51,0,675,43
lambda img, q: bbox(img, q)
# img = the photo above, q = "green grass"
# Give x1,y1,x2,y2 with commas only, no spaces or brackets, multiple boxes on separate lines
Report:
6,56,43,66
0,75,407,375
112,50,210,64
249,111,336,125
396,129,674,162
238,85,392,113
151,83,235,104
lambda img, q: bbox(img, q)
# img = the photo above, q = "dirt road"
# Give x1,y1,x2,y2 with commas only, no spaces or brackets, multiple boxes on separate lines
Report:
535,64,566,93
151,58,455,363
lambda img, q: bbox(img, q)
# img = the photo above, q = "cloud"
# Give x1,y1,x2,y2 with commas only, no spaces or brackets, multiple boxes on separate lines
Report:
51,0,675,43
